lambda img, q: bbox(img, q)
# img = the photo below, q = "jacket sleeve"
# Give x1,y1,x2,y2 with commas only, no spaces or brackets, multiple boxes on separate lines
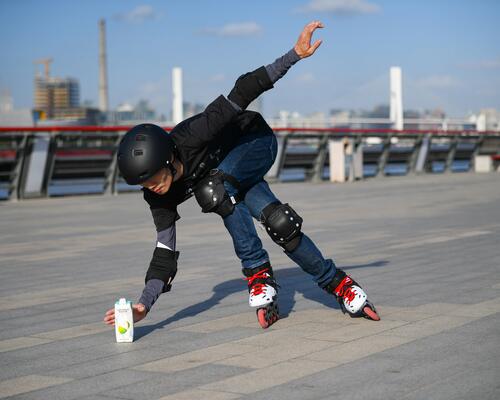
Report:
228,66,274,110
143,189,180,232
182,95,240,146
180,66,274,146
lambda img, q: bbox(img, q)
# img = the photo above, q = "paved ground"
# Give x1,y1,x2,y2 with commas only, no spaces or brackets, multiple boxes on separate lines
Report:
0,172,499,400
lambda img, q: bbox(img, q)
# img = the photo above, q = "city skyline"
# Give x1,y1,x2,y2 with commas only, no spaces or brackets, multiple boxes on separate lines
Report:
1,0,499,118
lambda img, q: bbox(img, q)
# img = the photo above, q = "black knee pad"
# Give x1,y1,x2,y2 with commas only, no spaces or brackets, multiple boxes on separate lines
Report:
261,202,303,252
145,247,179,293
194,169,241,218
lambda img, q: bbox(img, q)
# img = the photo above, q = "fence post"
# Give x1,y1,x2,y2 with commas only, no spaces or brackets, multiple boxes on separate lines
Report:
415,134,431,174
8,134,28,201
265,133,288,182
20,132,52,199
103,135,121,195
312,134,329,182
376,136,392,177
350,138,364,181
329,137,347,183
445,136,458,173
408,136,422,174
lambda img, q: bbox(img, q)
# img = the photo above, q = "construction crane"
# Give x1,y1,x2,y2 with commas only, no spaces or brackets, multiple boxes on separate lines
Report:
34,58,53,79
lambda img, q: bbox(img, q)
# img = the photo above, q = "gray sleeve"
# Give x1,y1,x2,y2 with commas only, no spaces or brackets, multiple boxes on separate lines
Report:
265,48,301,84
226,48,300,112
157,224,176,251
227,97,242,112
138,278,164,313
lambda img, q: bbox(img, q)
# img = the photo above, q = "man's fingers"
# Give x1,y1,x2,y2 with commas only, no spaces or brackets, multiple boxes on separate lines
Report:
310,39,323,53
307,20,324,32
103,308,115,326
300,21,324,50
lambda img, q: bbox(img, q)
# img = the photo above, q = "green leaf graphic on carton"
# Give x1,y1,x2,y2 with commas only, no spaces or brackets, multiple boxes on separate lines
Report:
117,321,130,335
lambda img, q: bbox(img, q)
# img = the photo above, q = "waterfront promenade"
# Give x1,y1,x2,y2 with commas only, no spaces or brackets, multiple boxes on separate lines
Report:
0,172,499,400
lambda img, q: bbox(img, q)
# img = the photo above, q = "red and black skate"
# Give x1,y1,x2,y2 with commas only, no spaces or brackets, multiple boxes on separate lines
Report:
324,269,380,321
244,263,280,329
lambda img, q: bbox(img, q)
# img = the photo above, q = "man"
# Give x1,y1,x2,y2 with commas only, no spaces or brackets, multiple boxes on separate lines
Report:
104,21,379,330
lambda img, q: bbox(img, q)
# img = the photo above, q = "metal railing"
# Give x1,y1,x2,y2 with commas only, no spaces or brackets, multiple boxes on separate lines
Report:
1,126,499,200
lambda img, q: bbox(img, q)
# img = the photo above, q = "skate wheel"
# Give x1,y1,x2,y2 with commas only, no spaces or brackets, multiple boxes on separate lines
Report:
257,308,270,329
257,304,279,329
363,305,380,321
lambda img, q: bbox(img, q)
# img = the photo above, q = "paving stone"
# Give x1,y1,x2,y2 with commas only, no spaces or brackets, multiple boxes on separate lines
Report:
134,342,256,373
0,337,53,353
303,334,413,364
0,375,72,398
32,322,110,340
157,389,240,400
216,337,334,369
200,359,337,394
105,364,251,400
172,312,256,333
5,370,159,400
306,319,408,342
380,315,477,339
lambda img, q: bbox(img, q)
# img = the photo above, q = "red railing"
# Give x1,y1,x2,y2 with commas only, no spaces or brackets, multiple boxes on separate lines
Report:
1,126,500,136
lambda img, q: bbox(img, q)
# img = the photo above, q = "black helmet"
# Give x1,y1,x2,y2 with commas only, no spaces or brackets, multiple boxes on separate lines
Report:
117,124,176,185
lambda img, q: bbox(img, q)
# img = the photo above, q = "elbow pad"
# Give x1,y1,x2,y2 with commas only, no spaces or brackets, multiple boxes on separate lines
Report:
228,66,274,110
145,247,179,293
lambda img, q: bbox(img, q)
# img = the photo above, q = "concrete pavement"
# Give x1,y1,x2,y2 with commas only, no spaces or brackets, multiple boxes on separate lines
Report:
0,172,499,399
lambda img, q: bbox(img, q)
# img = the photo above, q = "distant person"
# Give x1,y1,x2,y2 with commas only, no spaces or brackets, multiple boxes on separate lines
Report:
104,21,379,330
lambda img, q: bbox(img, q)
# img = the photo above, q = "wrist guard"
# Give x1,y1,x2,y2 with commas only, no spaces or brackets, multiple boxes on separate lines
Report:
145,247,179,293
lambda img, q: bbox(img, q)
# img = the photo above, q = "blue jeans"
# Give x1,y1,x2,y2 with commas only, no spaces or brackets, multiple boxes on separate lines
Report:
217,132,337,288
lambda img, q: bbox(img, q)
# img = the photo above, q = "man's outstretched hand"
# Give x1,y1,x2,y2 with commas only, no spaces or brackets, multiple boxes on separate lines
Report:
294,20,324,59
103,303,147,326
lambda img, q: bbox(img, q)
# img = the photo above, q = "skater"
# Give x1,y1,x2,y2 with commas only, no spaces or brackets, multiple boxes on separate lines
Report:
104,21,379,330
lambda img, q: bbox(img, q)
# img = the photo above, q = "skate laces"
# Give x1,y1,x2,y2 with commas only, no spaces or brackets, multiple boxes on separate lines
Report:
245,268,271,296
335,276,356,305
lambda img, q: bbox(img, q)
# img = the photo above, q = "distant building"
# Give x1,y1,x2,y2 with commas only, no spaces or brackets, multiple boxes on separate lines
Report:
247,97,263,115
366,105,390,119
32,61,100,125
0,88,33,126
34,76,79,118
106,100,157,125
183,102,205,119
0,89,13,112
473,109,500,132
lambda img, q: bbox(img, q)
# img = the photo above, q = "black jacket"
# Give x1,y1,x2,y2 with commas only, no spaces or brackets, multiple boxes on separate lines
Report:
143,92,274,232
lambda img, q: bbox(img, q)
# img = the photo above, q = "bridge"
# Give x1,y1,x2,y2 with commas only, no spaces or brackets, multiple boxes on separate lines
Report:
0,171,499,399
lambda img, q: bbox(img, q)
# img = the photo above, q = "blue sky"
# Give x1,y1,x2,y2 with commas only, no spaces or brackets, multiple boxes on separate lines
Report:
1,0,499,118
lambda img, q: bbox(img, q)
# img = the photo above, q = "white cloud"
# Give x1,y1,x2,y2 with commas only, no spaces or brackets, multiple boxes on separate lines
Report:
115,5,162,24
297,0,381,15
415,75,459,89
201,22,263,37
460,58,500,70
209,74,226,82
130,77,170,114
296,72,317,83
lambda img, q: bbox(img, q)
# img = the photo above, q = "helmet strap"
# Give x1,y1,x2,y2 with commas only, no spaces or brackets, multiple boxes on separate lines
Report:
167,161,177,179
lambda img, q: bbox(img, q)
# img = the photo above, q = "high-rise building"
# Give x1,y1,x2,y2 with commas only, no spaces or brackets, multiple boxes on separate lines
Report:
34,76,79,119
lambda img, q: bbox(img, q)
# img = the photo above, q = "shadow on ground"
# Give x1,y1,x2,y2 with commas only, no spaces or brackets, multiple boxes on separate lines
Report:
135,260,388,340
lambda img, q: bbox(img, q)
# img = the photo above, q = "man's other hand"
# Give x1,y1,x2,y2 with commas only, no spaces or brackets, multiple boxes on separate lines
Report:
103,303,147,326
294,20,324,59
